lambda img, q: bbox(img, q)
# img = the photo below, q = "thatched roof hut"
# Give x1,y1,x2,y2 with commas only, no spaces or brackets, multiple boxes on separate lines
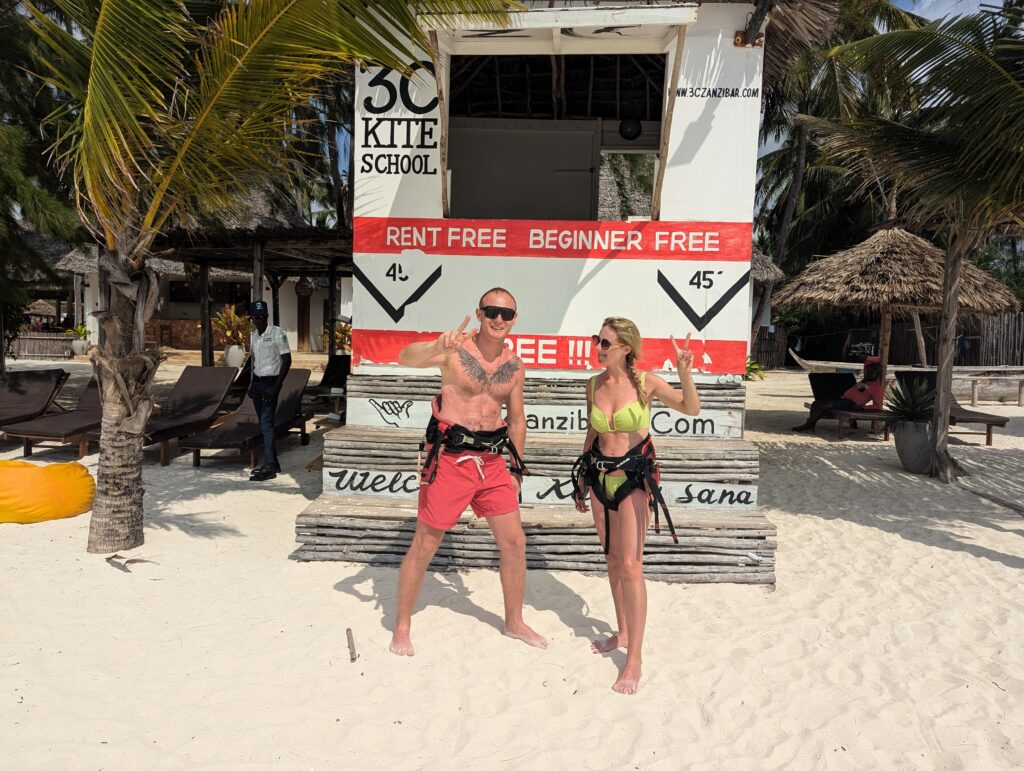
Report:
27,299,57,318
774,228,1020,376
751,246,785,287
773,228,1020,314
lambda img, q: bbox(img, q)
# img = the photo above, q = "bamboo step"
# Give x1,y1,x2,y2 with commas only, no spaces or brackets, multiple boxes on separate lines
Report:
292,495,776,585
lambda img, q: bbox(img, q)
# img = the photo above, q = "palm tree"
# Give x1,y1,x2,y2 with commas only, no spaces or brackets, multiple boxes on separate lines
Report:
752,0,922,331
805,5,1024,481
26,0,514,553
0,5,77,379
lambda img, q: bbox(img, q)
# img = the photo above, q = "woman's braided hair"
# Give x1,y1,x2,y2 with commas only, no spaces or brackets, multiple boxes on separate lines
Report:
602,317,648,406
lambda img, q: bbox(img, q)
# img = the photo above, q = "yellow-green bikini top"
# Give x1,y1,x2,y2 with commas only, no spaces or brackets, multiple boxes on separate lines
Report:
588,373,650,434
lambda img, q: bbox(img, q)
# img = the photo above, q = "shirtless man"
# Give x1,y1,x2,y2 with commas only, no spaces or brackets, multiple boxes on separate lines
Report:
388,287,547,656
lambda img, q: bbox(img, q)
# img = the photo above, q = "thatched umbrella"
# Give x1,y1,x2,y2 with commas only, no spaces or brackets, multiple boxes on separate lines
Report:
750,246,787,333
773,228,1020,382
751,246,786,286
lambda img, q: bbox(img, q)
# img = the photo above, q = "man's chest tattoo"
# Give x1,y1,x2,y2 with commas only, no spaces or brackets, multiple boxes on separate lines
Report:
458,348,520,387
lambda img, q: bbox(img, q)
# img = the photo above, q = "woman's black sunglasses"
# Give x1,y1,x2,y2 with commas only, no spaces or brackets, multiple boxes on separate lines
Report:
480,306,516,321
591,335,623,351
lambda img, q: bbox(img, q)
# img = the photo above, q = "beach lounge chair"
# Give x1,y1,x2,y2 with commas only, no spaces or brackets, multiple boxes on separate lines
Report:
304,354,351,420
179,368,313,468
895,371,1007,446
223,356,252,409
805,373,892,439
81,365,237,465
142,365,238,464
0,369,70,427
1,378,100,457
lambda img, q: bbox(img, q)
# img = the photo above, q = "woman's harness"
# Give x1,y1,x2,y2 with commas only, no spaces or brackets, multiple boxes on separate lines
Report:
570,435,677,554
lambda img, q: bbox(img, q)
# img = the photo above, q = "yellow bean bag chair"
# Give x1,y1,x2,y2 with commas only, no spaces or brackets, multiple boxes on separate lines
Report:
0,460,95,524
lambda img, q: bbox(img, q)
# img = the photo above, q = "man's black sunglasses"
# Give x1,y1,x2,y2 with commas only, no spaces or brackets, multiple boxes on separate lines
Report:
480,306,516,322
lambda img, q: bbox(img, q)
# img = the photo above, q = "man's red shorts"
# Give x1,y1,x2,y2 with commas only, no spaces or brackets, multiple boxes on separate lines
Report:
418,451,519,531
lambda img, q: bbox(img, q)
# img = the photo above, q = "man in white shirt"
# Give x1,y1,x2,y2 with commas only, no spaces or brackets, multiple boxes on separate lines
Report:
247,300,291,481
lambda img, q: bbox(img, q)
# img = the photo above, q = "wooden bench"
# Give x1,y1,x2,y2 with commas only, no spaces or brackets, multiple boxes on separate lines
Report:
292,495,776,585
960,375,1024,407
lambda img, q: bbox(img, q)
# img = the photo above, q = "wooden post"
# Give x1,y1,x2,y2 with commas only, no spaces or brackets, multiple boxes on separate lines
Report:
55,298,62,325
878,304,892,387
199,260,213,367
911,310,928,366
428,31,450,218
651,26,686,221
327,261,338,355
251,241,265,301
268,274,282,326
73,274,83,326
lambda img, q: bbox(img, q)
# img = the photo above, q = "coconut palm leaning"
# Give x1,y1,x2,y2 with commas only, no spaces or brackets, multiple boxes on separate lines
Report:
803,5,1024,482
26,0,514,553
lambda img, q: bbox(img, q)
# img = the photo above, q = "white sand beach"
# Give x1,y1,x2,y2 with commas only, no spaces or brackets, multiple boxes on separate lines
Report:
3,365,1024,769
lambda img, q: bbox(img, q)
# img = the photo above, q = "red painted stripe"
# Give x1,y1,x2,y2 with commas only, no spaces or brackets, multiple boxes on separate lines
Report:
352,329,748,374
354,217,753,261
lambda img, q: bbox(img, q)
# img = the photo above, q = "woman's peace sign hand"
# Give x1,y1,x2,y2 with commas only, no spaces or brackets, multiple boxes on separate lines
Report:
670,332,694,377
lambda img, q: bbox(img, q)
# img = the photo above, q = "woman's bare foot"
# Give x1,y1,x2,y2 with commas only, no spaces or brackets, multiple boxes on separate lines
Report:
389,628,415,656
612,663,642,695
591,633,628,654
503,621,548,649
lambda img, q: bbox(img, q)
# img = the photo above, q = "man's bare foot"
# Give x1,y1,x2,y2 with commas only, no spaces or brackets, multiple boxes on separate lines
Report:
612,663,642,695
503,621,548,649
591,633,628,654
389,629,415,656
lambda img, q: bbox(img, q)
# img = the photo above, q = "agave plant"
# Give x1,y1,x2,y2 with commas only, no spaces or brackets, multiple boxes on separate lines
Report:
885,379,934,423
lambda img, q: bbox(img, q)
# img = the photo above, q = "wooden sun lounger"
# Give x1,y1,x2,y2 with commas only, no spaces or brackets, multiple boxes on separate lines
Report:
0,369,70,427
896,371,1007,446
179,369,312,468
82,365,237,464
1,378,100,457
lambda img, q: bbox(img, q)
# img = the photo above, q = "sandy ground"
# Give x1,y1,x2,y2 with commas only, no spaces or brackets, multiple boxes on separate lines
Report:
2,364,1023,769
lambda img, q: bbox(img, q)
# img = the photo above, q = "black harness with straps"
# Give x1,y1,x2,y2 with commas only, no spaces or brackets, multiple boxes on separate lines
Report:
570,435,677,554
419,413,529,484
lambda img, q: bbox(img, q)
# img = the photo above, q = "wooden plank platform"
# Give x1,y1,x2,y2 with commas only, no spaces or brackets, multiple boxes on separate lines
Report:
323,426,759,483
291,495,776,585
344,373,745,439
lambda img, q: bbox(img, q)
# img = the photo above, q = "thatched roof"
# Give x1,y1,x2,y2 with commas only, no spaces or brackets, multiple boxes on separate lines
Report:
55,245,250,281
773,228,1021,315
27,299,57,317
751,246,784,286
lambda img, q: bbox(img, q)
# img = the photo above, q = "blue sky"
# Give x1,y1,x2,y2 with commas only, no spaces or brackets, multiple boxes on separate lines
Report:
896,0,982,17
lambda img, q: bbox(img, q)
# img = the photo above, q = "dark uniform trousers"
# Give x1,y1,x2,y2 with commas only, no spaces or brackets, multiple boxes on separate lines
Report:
250,376,280,467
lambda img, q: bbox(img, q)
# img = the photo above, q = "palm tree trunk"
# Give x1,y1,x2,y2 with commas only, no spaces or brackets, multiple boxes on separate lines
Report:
0,301,7,381
753,108,808,337
929,232,972,482
87,251,161,553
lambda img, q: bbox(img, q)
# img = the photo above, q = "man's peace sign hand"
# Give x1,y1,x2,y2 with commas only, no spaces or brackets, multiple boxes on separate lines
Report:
671,332,694,376
438,315,477,352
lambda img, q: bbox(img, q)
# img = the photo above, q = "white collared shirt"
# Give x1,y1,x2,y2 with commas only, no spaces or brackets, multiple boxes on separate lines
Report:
251,326,290,376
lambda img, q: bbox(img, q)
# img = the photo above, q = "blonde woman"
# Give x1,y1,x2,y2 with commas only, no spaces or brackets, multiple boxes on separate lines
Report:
571,317,700,694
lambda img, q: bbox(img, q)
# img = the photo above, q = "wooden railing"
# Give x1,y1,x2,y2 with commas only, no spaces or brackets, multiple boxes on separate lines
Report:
9,332,74,360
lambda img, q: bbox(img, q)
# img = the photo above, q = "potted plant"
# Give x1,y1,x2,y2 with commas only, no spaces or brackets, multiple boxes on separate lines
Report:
65,324,90,356
212,304,252,368
886,379,935,474
321,321,353,355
